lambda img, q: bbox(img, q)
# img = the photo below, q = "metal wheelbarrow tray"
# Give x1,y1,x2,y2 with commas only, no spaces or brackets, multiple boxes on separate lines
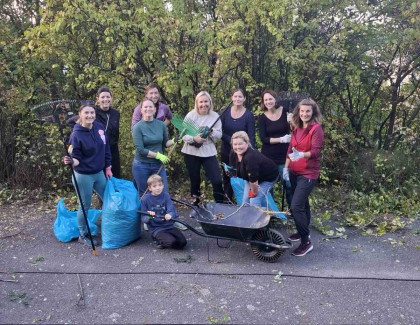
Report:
172,200,292,262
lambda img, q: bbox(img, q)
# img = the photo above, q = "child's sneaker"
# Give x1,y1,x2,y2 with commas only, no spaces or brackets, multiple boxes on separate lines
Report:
174,221,188,231
292,241,313,256
78,234,98,246
153,240,164,249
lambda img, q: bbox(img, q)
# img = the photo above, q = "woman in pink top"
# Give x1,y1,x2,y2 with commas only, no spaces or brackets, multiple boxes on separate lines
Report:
283,98,324,257
132,83,172,129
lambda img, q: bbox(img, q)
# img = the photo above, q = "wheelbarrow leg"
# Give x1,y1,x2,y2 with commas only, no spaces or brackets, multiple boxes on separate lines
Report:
206,237,211,262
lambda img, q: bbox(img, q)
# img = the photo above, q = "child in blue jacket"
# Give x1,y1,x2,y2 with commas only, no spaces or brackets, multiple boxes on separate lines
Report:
141,175,187,249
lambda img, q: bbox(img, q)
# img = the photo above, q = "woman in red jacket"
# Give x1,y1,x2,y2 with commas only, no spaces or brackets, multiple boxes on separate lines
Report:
283,98,324,256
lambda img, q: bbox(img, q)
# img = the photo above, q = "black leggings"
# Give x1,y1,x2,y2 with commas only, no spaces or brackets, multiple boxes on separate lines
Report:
290,174,317,243
221,152,234,202
154,228,187,249
183,154,225,203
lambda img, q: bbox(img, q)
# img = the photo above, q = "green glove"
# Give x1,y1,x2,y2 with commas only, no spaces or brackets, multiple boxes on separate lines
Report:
155,152,169,164
171,136,182,144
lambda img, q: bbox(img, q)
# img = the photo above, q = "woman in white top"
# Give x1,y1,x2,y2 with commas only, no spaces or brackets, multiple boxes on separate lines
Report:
181,91,224,204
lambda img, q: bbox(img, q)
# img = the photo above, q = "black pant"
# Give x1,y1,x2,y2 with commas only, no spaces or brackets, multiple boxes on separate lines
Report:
290,174,317,243
154,228,187,249
221,151,233,202
183,154,225,203
110,144,121,179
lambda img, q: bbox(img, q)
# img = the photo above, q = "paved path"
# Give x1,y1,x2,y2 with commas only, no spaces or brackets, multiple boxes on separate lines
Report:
0,206,419,324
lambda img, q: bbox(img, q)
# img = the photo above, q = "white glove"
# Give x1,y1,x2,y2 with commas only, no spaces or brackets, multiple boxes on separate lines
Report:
282,168,290,182
289,147,304,162
279,134,291,143
287,113,293,123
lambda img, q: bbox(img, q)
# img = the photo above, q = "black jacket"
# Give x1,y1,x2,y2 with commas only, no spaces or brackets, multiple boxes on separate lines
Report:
229,148,279,183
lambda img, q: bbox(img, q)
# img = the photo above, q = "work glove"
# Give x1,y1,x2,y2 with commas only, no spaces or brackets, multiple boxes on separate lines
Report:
248,189,257,199
222,163,236,178
105,167,113,179
171,135,182,145
289,147,304,162
282,168,290,183
155,152,169,164
279,134,291,143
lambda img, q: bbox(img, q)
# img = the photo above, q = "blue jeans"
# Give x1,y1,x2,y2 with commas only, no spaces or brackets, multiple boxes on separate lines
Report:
132,160,168,199
72,171,106,236
242,178,277,208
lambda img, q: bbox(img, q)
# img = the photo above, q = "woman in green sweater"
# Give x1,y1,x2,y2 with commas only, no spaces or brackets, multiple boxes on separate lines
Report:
132,99,174,198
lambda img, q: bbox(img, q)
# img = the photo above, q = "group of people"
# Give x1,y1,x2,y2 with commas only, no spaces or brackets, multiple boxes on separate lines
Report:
64,84,324,257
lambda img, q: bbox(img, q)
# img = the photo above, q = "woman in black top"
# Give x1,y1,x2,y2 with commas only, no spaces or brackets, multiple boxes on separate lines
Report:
220,89,255,201
257,90,292,204
95,87,120,178
229,131,278,208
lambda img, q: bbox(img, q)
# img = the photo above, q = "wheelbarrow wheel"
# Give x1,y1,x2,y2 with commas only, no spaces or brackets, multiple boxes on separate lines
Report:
251,228,286,263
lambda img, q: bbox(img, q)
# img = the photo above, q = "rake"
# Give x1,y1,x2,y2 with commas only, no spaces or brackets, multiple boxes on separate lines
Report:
171,114,201,137
276,92,309,113
31,99,98,256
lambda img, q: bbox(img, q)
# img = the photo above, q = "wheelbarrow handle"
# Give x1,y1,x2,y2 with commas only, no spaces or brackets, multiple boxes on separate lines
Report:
171,198,200,214
136,210,166,221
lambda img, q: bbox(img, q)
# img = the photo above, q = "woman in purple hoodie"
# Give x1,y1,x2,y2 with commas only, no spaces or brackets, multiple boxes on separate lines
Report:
64,104,112,246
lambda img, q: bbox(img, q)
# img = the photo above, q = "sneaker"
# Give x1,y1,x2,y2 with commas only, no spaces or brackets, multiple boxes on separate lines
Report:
288,233,301,242
174,221,188,231
78,235,98,246
143,223,149,231
153,241,164,249
292,241,313,256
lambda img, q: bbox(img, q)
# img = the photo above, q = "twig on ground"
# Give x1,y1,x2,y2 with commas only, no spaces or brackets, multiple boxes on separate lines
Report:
0,279,18,283
76,274,85,307
0,230,23,239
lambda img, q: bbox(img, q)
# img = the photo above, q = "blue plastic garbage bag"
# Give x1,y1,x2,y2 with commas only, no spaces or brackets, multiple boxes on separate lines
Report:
230,177,286,220
102,178,142,249
53,199,101,242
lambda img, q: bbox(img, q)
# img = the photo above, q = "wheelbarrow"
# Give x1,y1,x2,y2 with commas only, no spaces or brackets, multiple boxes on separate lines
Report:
167,199,293,262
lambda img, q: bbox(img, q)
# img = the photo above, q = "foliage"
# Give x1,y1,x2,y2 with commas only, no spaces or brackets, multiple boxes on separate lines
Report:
0,0,419,236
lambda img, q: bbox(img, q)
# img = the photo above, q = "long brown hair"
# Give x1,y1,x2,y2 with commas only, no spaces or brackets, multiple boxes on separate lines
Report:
260,90,279,111
291,98,323,129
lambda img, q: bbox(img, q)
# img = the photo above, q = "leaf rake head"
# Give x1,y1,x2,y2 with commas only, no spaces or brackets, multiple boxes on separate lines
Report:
276,92,309,113
171,114,201,137
31,99,94,124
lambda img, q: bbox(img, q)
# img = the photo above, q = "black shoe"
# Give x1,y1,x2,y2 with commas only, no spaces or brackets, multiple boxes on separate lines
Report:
288,233,311,242
153,240,165,249
292,241,313,256
78,234,98,246
288,233,301,242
